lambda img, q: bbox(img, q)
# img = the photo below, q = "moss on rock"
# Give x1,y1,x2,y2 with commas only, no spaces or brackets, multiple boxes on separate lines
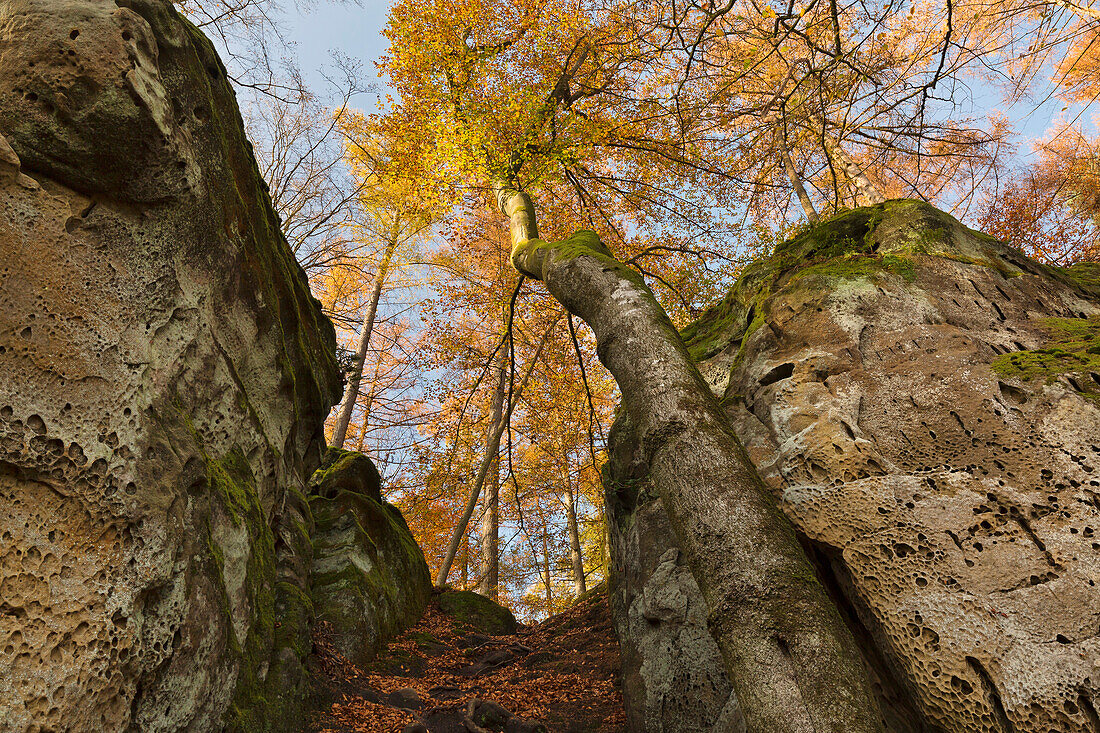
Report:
309,448,431,666
310,447,382,501
681,200,1020,363
436,589,518,635
993,315,1100,398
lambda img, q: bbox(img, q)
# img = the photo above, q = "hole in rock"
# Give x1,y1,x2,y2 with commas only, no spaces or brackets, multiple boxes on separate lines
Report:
758,362,795,388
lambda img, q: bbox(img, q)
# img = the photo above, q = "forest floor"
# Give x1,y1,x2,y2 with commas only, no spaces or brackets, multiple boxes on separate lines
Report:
308,589,627,733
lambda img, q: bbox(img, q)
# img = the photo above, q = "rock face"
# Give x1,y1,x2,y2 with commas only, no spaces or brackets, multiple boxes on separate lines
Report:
606,200,1100,733
0,2,342,731
310,448,431,666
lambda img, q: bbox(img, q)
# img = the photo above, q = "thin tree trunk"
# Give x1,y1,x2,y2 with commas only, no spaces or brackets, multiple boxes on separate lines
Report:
354,352,386,452
461,535,469,589
822,135,886,206
540,528,553,613
330,238,397,449
477,352,506,600
434,322,557,587
564,474,586,598
497,183,884,733
779,135,820,223
531,497,554,615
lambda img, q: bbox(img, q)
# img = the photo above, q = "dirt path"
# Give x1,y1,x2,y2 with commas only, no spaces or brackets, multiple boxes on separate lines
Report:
309,590,627,733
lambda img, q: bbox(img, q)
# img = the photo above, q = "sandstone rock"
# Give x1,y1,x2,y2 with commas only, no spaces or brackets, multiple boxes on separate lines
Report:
604,480,743,733
606,200,1100,732
0,2,342,731
310,448,431,667
437,589,519,635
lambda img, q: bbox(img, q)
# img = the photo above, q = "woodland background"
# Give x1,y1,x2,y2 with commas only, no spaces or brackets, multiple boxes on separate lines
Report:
178,0,1100,620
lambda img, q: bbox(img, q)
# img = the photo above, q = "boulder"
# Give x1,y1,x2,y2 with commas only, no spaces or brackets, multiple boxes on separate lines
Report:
437,589,519,635
0,1,342,731
606,200,1100,732
310,448,431,666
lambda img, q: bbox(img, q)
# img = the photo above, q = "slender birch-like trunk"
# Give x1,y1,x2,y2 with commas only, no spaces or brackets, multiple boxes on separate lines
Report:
331,238,398,449
496,182,884,733
779,136,820,223
435,323,556,587
822,134,886,206
477,353,507,600
564,473,586,597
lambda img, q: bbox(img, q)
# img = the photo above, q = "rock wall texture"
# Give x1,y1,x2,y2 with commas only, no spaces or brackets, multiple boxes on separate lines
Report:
0,1,342,731
606,200,1100,733
309,448,431,667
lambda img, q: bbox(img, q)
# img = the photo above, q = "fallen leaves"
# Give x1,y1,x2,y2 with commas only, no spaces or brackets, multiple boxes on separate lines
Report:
310,592,626,732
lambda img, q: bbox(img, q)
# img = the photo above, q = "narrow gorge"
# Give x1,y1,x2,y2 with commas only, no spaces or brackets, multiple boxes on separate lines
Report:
2,2,1100,733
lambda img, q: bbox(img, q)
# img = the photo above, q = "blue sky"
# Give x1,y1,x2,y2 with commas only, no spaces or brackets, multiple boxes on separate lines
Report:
284,1,394,108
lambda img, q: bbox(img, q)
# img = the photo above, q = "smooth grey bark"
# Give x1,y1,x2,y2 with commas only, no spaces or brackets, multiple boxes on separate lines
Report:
779,137,820,223
477,352,507,600
564,474,586,597
435,324,555,587
497,184,884,733
541,528,553,610
330,238,397,449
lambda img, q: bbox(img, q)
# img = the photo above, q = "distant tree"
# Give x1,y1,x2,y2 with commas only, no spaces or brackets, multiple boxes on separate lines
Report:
978,130,1100,263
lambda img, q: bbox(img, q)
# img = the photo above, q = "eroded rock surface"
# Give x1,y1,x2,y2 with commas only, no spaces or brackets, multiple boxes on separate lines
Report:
606,200,1100,732
310,448,431,667
0,1,342,731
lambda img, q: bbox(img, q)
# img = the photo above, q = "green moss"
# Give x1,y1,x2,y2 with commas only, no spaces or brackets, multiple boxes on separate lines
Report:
680,204,906,362
992,316,1100,399
309,447,382,501
309,455,432,665
1045,261,1100,298
192,447,309,733
679,199,1023,365
792,253,915,284
437,589,518,635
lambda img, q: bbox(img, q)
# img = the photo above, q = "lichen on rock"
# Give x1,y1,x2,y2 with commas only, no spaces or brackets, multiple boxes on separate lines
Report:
0,1,342,730
608,200,1100,732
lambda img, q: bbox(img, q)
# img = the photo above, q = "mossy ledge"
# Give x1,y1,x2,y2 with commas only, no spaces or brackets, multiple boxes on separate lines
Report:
681,199,1020,362
993,315,1100,399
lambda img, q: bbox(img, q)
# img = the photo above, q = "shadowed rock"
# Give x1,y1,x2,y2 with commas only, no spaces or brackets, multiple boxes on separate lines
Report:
0,1,341,730
310,447,431,667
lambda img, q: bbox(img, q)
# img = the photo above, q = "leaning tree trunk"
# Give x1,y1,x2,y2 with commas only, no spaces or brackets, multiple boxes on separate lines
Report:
771,115,820,224
822,135,886,207
330,237,397,449
780,139,820,224
435,323,556,587
496,183,884,733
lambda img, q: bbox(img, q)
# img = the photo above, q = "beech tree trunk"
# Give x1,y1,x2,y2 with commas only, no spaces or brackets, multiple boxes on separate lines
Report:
823,135,886,207
477,353,507,600
331,239,398,449
779,137,820,223
497,184,884,733
564,475,586,597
